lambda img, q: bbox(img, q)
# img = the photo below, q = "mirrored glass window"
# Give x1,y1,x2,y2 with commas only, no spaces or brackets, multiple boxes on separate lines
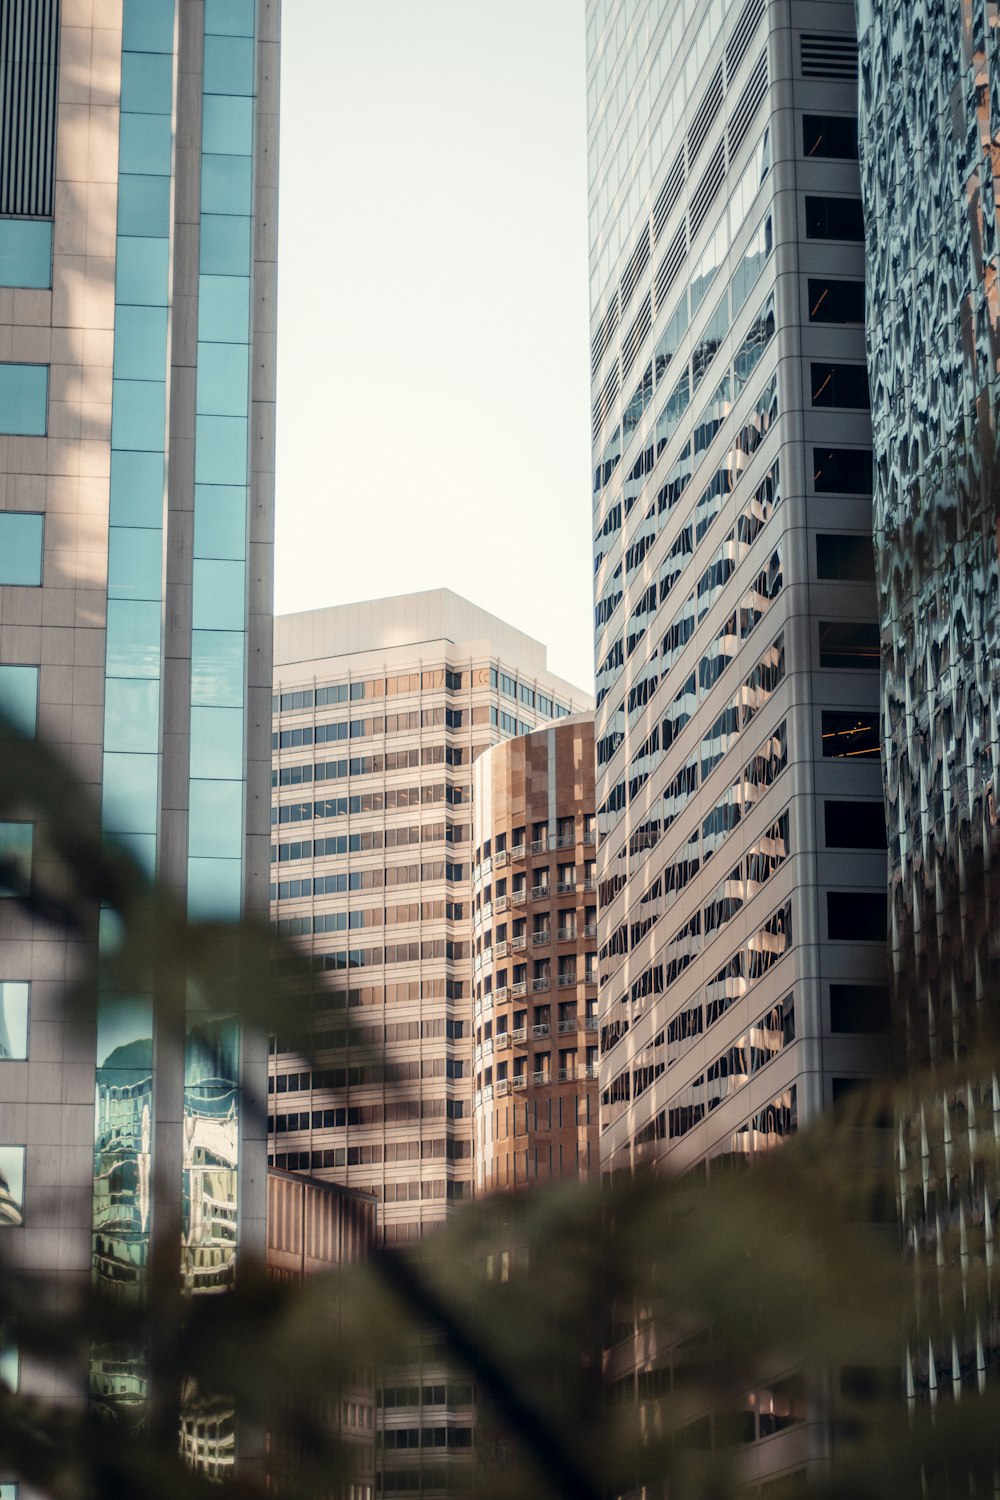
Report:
108,527,163,601
200,215,251,275
189,780,243,859
193,486,246,559
0,366,47,436
0,220,52,288
0,824,32,897
110,379,166,451
0,983,29,1060
120,51,173,113
105,600,162,678
113,306,169,381
109,450,165,529
190,706,244,779
117,173,171,237
192,631,245,706
104,679,160,754
0,666,38,737
118,113,172,175
0,1147,25,1226
202,95,253,155
196,344,250,417
200,154,252,215
101,753,158,835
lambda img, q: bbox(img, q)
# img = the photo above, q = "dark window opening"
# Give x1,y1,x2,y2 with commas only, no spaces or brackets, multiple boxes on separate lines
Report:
830,983,891,1034
813,447,873,494
805,195,865,240
819,621,880,670
808,278,865,324
827,890,887,941
821,710,879,757
810,362,870,408
802,113,859,159
823,799,887,849
816,534,874,581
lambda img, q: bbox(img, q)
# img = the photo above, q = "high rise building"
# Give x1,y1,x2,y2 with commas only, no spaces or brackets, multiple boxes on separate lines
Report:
470,716,600,1193
587,0,889,1469
0,0,278,1422
268,590,591,1245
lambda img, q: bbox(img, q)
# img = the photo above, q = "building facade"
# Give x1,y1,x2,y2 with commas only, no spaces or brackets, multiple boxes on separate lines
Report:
587,0,889,1477
470,716,599,1193
0,0,278,1425
269,590,590,1244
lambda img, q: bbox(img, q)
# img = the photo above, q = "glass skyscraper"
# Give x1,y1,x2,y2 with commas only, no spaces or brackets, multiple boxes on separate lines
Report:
0,0,277,1437
588,0,889,1472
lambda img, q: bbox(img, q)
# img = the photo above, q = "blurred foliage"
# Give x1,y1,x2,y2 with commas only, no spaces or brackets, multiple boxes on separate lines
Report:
0,722,998,1500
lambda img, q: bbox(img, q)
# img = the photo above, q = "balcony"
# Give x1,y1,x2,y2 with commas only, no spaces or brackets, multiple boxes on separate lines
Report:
494,1031,510,1051
531,976,550,994
584,922,598,938
557,973,578,988
530,837,548,854
511,843,526,861
513,1073,528,1090
557,1018,578,1034
511,980,527,998
511,889,527,906
555,880,576,895
511,1025,527,1043
584,1015,598,1031
495,940,510,958
531,884,549,900
494,1078,511,1096
584,973,598,987
531,929,551,946
480,901,493,923
554,832,575,849
583,878,596,893
531,1022,551,1040
493,985,509,1002
511,933,526,951
532,1070,552,1087
583,829,596,846
555,927,577,943
493,849,509,868
495,894,510,913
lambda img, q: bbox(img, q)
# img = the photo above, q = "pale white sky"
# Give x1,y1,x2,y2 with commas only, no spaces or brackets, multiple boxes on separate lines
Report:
274,1,595,694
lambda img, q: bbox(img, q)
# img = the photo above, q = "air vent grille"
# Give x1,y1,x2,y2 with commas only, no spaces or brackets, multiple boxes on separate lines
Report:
688,141,725,239
622,292,652,380
653,149,685,244
800,32,858,79
593,361,621,441
687,64,723,167
620,224,651,315
725,0,766,83
654,223,687,313
591,296,620,379
728,50,768,160
0,0,60,217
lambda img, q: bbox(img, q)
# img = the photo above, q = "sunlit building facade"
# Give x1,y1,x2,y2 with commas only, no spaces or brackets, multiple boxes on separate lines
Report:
0,0,278,1434
587,0,889,1477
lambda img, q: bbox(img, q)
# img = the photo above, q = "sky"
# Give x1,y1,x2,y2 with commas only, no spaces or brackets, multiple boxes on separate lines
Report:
274,1,595,694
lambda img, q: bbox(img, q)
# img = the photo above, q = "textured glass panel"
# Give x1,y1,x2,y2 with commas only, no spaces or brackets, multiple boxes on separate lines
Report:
0,515,43,585
102,753,158,834
104,679,160,754
94,992,153,1294
202,95,253,155
0,1147,25,1225
122,0,175,52
120,51,173,114
189,778,243,857
111,380,166,451
191,630,244,706
115,237,169,306
0,219,52,288
190,705,243,779
191,560,245,630
107,526,162,601
201,154,252,215
0,666,38,737
0,982,29,1059
113,305,169,382
203,35,254,95
199,215,251,275
196,344,249,416
110,449,165,528
187,857,242,918
198,276,250,342
205,0,255,35
0,365,47,435
0,823,32,897
105,600,162,678
193,485,246,559
194,415,247,485
118,112,173,175
182,1013,239,1286
117,174,171,237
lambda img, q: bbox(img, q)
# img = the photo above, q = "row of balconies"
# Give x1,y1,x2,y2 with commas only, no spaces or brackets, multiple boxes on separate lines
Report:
474,1062,599,1104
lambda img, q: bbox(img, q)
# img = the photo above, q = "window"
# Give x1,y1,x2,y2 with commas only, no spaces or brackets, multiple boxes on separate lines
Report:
802,113,858,158
0,515,43,585
810,362,869,408
824,800,886,849
819,621,880,670
830,983,890,1033
0,824,32,896
805,196,864,240
0,983,29,1060
821,710,879,758
816,534,874,581
827,890,887,941
0,219,52,289
0,364,47,435
813,448,873,494
808,278,864,324
0,1146,25,1225
0,666,38,736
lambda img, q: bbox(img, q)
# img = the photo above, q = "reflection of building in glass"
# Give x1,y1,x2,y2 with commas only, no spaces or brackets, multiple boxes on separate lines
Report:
182,1018,239,1294
0,983,28,1062
586,0,889,1476
92,1039,153,1295
0,1148,24,1229
470,717,600,1192
857,0,1000,1401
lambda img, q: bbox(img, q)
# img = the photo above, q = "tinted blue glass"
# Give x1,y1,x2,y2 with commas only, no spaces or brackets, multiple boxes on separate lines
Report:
0,665,39,736
199,215,251,275
0,365,47,435
194,415,247,484
105,599,162,678
119,112,173,175
113,305,168,380
192,559,245,629
193,485,246,559
198,275,250,342
205,0,255,35
196,343,249,416
0,823,33,896
189,779,243,857
104,678,160,753
96,994,153,1067
111,379,165,451
201,154,252,215
202,95,253,155
188,856,242,918
115,831,157,876
117,174,171,237
102,752,158,834
191,705,244,778
203,35,254,95
0,220,51,289
107,526,163,600
0,1146,24,1212
120,51,173,113
191,630,244,705
0,981,30,1060
122,0,175,52
115,237,169,306
110,449,164,527
0,515,43,584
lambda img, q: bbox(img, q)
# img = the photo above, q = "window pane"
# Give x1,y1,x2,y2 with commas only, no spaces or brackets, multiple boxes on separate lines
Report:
802,113,858,159
805,195,865,240
0,219,52,289
107,526,163,600
113,305,169,381
104,678,160,753
820,710,880,758
105,599,162,678
190,705,244,779
827,890,887,941
810,362,870,408
111,379,166,451
192,630,245,706
816,534,874,581
194,416,248,485
0,823,32,897
818,621,880,669
117,174,171,237
189,779,243,858
203,35,255,94
0,515,43,585
829,983,891,1033
807,278,865,323
823,799,886,849
813,447,873,494
0,1146,25,1225
202,95,253,155
200,154,252,215
198,275,250,342
115,236,169,305
0,365,47,435
0,982,29,1058
200,214,252,275
120,51,173,113
118,112,172,175
205,0,256,35
0,666,38,736
193,485,247,559
196,344,250,417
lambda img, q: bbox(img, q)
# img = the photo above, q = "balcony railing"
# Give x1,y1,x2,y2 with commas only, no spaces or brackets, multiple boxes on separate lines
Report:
531,1022,551,1039
532,1070,551,1087
555,880,576,895
493,985,509,1002
495,894,510,913
511,889,527,905
584,922,598,938
584,1015,598,1030
493,849,509,868
557,1017,578,1033
583,829,596,846
583,878,596,893
557,973,577,988
511,980,527,997
511,844,526,861
531,976,550,993
511,1025,527,1043
556,927,577,943
511,934,526,950
494,1077,511,1096
531,930,550,945
513,1073,528,1090
530,837,548,854
553,832,575,849
531,884,549,900
495,940,510,958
